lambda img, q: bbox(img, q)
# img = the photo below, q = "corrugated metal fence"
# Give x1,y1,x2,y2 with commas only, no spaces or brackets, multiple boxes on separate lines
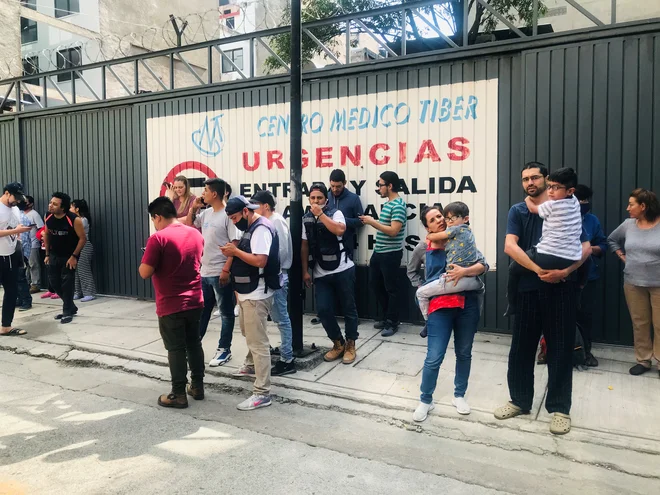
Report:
1,24,659,345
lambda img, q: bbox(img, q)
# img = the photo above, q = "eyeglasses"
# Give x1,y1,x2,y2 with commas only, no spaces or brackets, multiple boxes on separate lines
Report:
445,215,462,222
521,175,544,183
547,184,567,192
376,181,387,188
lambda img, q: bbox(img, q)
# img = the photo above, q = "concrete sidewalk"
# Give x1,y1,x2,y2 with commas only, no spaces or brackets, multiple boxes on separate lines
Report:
2,295,659,450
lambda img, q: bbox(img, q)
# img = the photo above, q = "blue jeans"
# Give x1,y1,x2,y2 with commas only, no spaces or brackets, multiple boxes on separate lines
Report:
315,266,359,342
419,292,480,404
269,274,293,361
199,276,235,351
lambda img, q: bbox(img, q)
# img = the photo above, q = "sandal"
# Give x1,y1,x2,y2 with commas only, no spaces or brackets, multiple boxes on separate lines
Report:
494,402,526,420
0,328,27,336
550,413,571,435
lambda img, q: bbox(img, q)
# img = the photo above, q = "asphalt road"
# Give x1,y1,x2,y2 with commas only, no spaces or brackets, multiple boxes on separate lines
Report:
0,352,500,495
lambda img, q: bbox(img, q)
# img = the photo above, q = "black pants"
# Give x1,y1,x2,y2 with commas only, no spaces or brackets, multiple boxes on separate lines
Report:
369,250,403,324
507,283,577,415
158,307,205,395
577,279,599,354
47,254,77,317
507,249,574,309
0,255,19,327
315,266,359,342
16,257,32,309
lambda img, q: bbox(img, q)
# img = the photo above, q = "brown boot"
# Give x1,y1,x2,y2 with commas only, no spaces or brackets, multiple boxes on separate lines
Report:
186,384,204,400
343,339,356,364
158,393,188,409
324,340,345,362
29,285,40,294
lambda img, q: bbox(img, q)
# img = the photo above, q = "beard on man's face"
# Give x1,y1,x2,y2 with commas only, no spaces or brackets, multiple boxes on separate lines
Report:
526,181,546,198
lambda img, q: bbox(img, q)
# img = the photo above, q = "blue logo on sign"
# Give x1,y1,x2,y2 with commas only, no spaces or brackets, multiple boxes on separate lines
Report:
192,114,225,157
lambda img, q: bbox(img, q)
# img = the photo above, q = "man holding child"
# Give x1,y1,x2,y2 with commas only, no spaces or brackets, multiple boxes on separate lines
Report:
495,163,591,435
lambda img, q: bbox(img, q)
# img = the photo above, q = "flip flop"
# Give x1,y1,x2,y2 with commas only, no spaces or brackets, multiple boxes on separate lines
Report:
0,328,27,336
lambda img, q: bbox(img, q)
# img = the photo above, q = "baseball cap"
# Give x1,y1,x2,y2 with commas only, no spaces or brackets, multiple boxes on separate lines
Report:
250,190,276,209
225,195,259,215
4,182,25,202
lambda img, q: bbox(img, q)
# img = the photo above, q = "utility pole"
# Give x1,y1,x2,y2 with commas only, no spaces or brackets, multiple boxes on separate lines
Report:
289,0,306,356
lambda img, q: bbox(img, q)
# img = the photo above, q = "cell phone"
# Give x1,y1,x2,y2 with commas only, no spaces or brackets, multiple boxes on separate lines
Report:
162,182,171,188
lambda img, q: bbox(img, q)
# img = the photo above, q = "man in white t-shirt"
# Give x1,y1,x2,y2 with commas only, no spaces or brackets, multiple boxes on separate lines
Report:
302,184,358,364
250,190,296,377
221,196,281,411
0,182,32,336
187,178,240,367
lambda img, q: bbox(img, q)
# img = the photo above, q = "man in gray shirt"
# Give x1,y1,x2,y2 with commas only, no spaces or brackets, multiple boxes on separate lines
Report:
187,178,240,367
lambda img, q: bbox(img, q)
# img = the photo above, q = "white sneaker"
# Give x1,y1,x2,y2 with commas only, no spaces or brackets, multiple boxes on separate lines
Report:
413,402,434,422
213,309,220,317
237,394,272,411
209,348,232,367
452,396,471,415
234,305,240,317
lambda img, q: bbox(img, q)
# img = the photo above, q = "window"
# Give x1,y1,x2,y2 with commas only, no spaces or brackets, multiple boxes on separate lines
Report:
56,47,82,82
22,56,40,84
55,0,79,18
20,17,38,44
222,48,243,73
219,0,236,29
20,0,37,10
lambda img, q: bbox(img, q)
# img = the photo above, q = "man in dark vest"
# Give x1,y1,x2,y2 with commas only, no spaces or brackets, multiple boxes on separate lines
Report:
221,196,281,411
302,184,359,364
44,192,86,324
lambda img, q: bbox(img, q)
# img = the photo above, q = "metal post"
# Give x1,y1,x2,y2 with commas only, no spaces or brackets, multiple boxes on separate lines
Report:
169,14,188,47
101,65,107,100
463,0,469,46
15,81,21,113
207,46,213,84
401,10,407,55
42,76,48,108
134,59,139,94
249,38,255,78
289,0,305,355
611,0,616,24
533,0,539,36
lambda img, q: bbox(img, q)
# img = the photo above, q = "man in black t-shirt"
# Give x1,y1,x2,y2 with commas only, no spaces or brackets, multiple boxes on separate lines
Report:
44,192,86,324
494,163,590,436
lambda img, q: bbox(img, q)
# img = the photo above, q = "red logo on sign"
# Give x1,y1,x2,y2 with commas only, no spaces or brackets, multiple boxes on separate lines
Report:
159,161,218,196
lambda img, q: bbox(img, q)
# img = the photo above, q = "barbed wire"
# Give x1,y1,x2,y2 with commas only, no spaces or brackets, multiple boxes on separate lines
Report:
0,1,286,81
0,0,459,82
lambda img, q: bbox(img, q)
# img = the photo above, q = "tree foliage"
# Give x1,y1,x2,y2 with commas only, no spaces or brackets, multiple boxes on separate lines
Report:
265,0,546,73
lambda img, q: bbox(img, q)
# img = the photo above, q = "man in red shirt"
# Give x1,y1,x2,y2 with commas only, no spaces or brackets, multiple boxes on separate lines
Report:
139,197,205,409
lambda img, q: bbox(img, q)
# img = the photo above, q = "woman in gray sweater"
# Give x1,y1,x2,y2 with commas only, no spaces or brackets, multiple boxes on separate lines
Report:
608,188,660,377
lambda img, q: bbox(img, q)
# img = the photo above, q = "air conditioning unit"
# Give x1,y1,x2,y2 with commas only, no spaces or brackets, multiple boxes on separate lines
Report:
349,47,383,63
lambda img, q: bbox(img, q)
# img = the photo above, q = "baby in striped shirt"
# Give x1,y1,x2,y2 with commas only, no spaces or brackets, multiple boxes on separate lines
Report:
505,167,584,316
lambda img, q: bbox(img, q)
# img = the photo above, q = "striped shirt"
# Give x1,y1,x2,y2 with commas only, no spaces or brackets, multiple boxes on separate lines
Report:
374,197,407,253
536,195,583,261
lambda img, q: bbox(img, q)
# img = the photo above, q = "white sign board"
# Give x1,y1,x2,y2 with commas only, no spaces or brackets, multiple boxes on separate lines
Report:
147,78,499,267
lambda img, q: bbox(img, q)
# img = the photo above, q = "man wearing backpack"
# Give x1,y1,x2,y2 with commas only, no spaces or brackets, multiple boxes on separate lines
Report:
221,196,281,411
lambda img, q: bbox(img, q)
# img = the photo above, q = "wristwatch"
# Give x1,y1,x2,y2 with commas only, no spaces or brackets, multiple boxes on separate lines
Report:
72,253,80,260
